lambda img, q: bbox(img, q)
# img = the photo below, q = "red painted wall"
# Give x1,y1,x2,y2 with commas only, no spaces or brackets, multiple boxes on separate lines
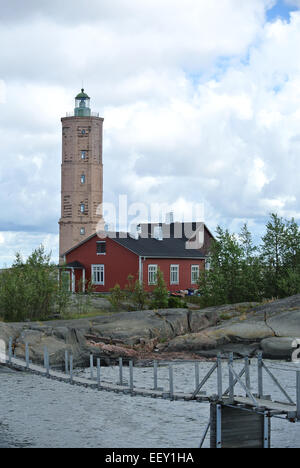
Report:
141,258,205,292
65,234,205,292
65,235,140,292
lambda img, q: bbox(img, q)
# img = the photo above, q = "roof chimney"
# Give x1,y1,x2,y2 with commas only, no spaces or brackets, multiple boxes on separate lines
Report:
165,212,174,224
154,225,163,241
130,225,140,240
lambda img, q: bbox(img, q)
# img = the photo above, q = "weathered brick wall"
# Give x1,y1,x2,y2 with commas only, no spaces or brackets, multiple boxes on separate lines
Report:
59,116,104,261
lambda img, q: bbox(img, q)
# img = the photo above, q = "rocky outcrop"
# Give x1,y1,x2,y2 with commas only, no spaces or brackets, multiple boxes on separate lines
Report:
260,337,297,359
1,295,300,365
165,295,300,359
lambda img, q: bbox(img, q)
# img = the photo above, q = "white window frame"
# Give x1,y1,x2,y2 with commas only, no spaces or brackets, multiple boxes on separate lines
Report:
170,264,179,285
191,265,200,284
91,265,105,285
148,265,158,285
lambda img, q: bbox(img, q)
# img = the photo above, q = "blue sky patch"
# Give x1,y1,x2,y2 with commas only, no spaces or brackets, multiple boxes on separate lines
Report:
267,0,299,23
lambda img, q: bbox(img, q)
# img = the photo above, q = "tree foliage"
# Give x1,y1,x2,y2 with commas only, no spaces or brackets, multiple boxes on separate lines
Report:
197,214,300,307
0,246,71,322
125,275,149,311
150,268,169,309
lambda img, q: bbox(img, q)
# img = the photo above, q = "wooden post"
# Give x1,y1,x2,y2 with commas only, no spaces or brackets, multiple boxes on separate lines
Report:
245,356,251,393
8,337,12,364
119,357,123,386
195,362,200,392
97,358,101,389
169,364,174,399
228,353,234,403
25,343,29,369
44,347,50,377
70,355,73,383
65,350,69,374
154,361,158,391
257,352,263,398
90,353,94,380
217,354,223,400
129,360,134,393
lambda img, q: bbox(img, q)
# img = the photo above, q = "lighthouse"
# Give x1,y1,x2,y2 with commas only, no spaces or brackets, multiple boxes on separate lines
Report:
59,89,104,263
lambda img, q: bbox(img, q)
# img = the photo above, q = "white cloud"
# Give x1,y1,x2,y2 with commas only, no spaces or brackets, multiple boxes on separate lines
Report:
0,81,6,103
0,232,59,268
2,0,300,265
102,9,300,229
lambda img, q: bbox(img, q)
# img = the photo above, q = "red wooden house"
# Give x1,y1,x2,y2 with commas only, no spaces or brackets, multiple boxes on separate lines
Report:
61,222,214,293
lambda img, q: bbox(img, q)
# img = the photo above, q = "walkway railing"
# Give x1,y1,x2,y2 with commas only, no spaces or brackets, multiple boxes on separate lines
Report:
4,338,300,421
4,338,300,449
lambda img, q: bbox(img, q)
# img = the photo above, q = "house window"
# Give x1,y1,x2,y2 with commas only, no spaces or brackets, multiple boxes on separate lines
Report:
170,265,179,285
81,174,86,184
148,265,158,285
80,204,85,213
81,151,87,160
96,241,106,255
191,265,200,284
80,227,85,236
81,129,86,135
92,265,105,285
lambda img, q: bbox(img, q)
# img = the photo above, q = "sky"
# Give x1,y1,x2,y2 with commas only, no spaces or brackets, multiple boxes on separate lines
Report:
1,0,300,266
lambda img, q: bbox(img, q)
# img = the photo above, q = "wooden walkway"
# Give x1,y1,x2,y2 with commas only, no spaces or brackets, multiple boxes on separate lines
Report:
223,396,297,419
4,356,210,402
4,350,300,449
3,354,299,420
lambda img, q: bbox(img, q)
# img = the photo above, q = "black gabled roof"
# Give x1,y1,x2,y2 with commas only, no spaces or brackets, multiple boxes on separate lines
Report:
63,222,213,259
112,234,206,259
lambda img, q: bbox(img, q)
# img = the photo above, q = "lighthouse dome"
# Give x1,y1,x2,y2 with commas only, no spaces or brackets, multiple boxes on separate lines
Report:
75,89,91,117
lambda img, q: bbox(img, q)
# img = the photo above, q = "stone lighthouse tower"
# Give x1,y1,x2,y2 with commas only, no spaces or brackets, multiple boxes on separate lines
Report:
59,89,104,262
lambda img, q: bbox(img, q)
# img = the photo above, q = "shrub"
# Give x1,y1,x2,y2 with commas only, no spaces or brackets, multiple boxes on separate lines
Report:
168,296,188,309
125,275,149,311
149,269,169,309
109,284,125,310
0,246,71,322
